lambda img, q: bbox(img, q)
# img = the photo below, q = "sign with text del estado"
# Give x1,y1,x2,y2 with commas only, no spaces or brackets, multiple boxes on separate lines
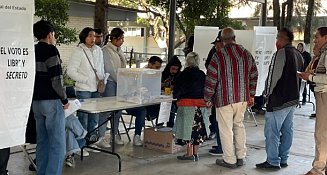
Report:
0,0,35,149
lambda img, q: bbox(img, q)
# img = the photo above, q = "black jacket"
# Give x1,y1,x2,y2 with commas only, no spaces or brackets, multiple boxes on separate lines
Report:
301,51,312,71
205,46,216,69
264,44,304,112
173,67,206,100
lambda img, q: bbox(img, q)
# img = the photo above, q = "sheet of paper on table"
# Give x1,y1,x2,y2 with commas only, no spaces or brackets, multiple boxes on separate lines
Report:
65,99,82,117
157,102,172,124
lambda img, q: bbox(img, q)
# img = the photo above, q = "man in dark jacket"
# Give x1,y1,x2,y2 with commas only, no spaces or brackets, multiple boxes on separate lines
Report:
205,31,223,69
205,31,224,156
297,43,312,105
256,28,304,170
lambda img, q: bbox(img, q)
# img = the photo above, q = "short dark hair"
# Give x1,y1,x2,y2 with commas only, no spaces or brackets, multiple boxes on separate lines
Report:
94,28,102,35
33,20,54,40
109,28,124,41
148,56,163,64
79,27,94,44
317,27,327,37
279,28,294,42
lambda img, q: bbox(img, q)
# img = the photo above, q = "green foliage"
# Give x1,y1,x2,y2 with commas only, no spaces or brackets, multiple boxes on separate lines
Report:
108,0,138,8
63,66,75,86
35,0,77,45
149,0,243,37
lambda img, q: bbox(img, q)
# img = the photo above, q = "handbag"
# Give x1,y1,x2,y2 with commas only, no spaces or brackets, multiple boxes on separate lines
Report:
82,48,105,93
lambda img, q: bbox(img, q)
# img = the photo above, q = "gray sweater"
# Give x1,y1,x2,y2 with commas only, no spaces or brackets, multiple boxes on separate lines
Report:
102,42,126,82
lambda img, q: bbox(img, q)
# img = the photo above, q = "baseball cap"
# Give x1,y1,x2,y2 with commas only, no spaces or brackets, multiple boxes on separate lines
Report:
211,30,222,44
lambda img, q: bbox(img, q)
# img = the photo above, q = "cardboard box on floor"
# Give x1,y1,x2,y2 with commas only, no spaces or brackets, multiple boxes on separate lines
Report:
143,127,183,154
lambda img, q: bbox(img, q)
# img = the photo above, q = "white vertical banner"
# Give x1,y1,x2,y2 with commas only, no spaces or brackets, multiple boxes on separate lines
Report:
0,0,35,148
194,26,219,71
253,26,277,96
234,30,255,53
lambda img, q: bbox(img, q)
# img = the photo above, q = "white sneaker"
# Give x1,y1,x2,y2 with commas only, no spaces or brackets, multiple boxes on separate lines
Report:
76,149,89,157
115,135,124,145
65,155,75,168
95,137,111,148
86,144,102,153
133,135,143,146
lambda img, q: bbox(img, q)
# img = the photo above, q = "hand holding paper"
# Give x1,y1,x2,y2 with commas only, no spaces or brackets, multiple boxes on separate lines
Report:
64,99,82,117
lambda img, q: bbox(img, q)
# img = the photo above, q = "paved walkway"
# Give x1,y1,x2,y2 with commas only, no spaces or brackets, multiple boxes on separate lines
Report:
7,102,316,175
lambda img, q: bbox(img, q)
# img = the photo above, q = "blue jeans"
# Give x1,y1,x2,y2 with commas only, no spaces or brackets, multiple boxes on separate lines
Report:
126,107,147,136
76,91,100,145
65,114,87,156
99,80,121,136
32,100,65,175
264,105,295,166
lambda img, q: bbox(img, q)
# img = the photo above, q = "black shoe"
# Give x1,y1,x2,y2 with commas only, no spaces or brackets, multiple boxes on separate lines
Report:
28,158,36,171
194,154,199,161
280,163,288,168
177,155,195,161
256,161,280,169
209,148,223,155
310,113,316,118
237,159,244,167
302,101,307,105
216,159,237,169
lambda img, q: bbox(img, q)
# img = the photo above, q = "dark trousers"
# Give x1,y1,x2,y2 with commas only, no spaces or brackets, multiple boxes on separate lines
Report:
209,107,222,149
167,102,177,128
252,96,265,111
0,147,9,175
302,82,308,102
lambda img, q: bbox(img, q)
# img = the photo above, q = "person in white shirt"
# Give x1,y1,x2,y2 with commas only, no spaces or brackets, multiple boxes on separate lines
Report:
67,27,105,153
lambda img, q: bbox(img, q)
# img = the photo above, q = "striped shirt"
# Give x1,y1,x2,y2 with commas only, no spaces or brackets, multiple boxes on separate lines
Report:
33,42,68,105
204,43,258,108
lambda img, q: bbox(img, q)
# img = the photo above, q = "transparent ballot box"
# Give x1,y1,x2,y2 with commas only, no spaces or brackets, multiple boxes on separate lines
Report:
117,68,162,103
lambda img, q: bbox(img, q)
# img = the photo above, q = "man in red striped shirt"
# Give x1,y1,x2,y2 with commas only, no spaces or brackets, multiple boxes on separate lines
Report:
204,27,258,169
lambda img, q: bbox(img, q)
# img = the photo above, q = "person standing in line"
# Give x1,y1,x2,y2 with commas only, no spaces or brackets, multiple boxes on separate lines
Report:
94,28,104,47
67,27,105,151
299,27,327,175
174,52,209,161
33,20,69,175
204,27,258,169
305,44,321,118
297,42,312,105
101,28,126,145
205,30,224,156
256,28,303,170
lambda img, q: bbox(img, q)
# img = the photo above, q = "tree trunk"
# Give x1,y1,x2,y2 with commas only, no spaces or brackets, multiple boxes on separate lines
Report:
304,0,314,44
281,2,286,28
273,0,281,30
94,0,107,34
285,0,294,29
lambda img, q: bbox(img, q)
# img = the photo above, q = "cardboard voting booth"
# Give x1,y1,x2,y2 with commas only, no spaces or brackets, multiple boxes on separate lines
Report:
194,26,277,96
0,0,35,149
